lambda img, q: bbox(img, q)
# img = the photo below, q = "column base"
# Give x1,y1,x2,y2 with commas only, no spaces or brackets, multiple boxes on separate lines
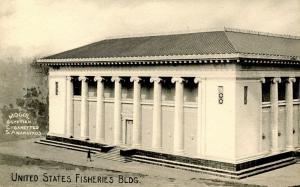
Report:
151,146,162,152
173,149,184,155
132,144,141,148
196,152,205,158
96,138,105,144
80,137,90,141
286,146,295,151
65,134,74,138
271,148,280,154
113,141,121,146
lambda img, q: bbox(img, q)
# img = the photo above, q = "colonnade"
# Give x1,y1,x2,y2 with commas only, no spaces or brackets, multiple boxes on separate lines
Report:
264,77,297,153
65,76,203,155
64,75,299,155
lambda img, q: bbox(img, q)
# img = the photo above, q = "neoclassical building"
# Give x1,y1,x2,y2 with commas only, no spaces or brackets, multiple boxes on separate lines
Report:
37,28,300,178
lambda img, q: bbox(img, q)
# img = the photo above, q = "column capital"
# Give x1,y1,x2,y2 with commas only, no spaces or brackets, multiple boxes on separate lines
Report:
130,76,141,83
111,76,122,82
260,78,266,83
66,76,73,81
150,77,162,83
171,77,184,84
194,77,204,84
272,77,281,84
78,76,88,82
94,76,104,82
287,77,296,83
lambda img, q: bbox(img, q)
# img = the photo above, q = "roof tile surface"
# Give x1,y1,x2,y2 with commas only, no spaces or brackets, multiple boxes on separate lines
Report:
44,30,300,59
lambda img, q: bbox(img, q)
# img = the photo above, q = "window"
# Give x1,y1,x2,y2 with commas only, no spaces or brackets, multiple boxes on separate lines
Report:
293,81,299,99
55,82,59,95
278,81,285,101
141,78,153,100
184,78,197,102
162,78,175,101
218,86,224,104
244,86,248,105
262,81,270,102
121,78,133,99
88,80,97,97
104,78,114,98
73,78,81,96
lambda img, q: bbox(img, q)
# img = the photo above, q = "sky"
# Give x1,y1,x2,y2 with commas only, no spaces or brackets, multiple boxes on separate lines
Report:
0,0,299,59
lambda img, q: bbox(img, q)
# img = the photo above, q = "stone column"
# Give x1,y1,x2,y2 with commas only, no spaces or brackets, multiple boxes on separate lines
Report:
130,76,142,147
79,76,89,140
111,76,122,145
171,77,184,154
259,78,266,153
270,77,281,153
286,77,296,150
66,76,74,138
150,77,162,150
194,77,203,156
94,76,105,143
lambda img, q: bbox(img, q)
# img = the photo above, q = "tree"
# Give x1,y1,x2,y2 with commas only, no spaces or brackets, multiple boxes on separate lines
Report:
1,86,49,133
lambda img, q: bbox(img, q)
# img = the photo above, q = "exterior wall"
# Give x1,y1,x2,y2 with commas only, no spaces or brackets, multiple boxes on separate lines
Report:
261,106,271,153
88,100,96,141
73,99,81,138
161,105,174,153
141,104,153,149
183,107,197,156
235,80,261,159
294,103,300,147
236,64,300,160
48,64,238,162
278,105,286,151
205,78,236,161
48,75,67,136
104,102,114,144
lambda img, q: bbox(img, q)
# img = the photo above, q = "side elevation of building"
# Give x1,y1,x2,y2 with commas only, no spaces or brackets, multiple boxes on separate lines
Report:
37,28,300,178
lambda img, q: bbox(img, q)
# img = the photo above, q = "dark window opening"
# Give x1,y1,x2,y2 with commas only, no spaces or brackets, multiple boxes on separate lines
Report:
244,86,248,105
293,81,299,99
55,82,59,95
88,79,97,97
262,81,270,102
73,77,81,96
121,77,133,99
184,77,197,102
162,77,175,101
104,77,114,98
278,81,285,101
141,77,153,100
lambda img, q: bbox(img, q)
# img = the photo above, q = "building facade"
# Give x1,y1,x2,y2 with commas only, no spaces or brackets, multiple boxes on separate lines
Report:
37,28,300,177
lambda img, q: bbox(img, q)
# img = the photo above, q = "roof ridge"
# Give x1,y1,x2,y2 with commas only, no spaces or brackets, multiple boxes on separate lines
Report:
223,30,238,54
224,27,300,39
103,28,224,40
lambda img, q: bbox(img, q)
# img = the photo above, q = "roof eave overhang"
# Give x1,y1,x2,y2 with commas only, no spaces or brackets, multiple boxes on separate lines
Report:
35,53,300,66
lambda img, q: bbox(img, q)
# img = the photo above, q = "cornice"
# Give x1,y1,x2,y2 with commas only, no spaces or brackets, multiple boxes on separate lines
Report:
37,53,300,64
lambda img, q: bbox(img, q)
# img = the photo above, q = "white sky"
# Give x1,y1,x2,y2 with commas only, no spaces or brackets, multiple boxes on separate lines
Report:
0,0,299,59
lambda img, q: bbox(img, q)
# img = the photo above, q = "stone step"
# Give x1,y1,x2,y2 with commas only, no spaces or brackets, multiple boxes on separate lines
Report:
39,139,101,152
238,159,296,178
94,148,131,163
131,157,235,178
35,140,98,154
131,155,296,179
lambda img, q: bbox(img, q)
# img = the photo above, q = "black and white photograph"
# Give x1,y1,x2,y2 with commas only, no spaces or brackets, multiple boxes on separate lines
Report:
0,0,300,186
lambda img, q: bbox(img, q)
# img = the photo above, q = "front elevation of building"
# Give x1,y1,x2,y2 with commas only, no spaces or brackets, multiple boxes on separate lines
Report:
37,28,300,178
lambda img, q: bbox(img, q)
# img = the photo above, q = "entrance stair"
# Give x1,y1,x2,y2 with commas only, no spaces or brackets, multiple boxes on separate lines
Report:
94,147,131,163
